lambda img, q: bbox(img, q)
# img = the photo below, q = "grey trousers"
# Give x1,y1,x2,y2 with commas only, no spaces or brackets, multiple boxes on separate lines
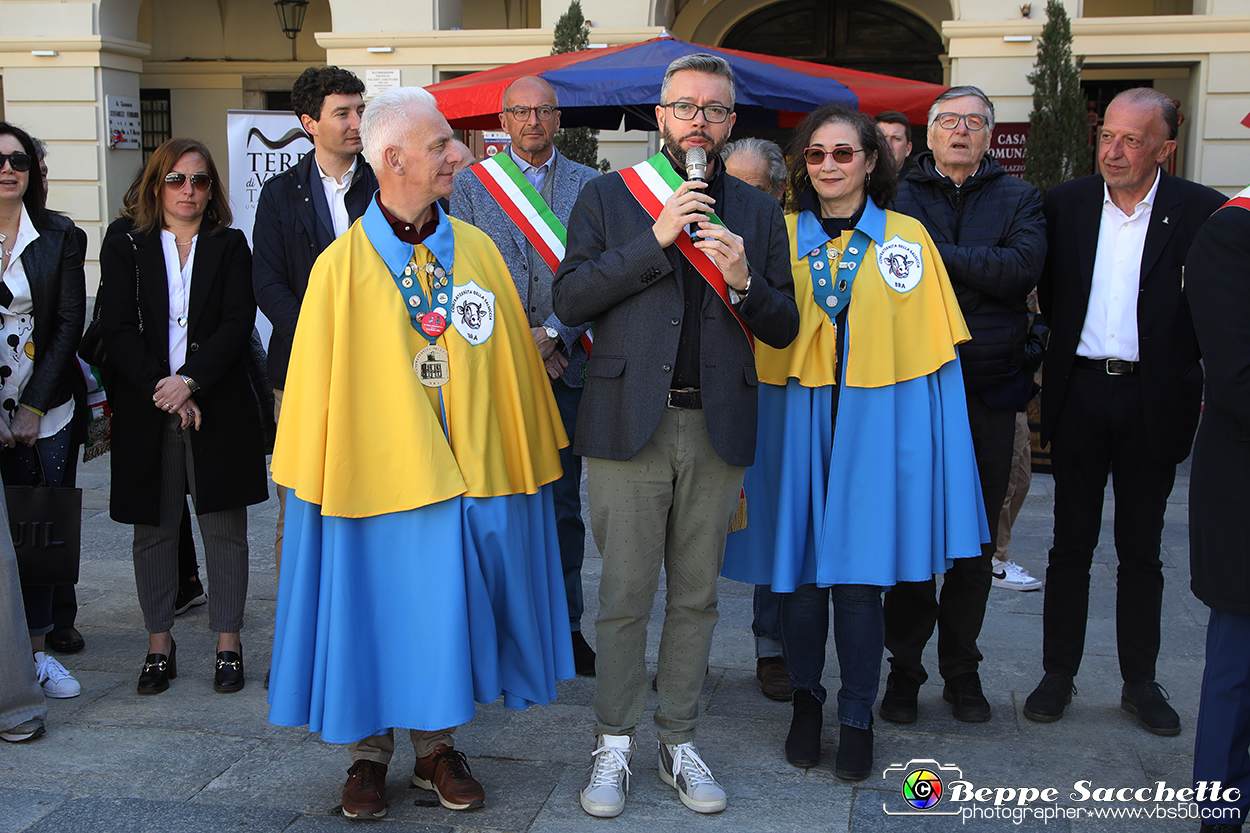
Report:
590,407,745,745
0,474,46,732
349,727,457,765
133,416,249,634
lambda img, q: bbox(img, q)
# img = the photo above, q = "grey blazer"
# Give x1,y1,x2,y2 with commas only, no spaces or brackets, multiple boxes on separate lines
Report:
552,171,799,467
450,149,600,387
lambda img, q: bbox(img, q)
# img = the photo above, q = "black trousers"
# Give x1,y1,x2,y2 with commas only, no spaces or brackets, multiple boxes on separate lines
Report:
1043,367,1175,683
883,390,1015,684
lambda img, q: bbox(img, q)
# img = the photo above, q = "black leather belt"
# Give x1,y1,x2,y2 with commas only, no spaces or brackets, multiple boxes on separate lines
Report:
667,388,703,409
1073,356,1138,375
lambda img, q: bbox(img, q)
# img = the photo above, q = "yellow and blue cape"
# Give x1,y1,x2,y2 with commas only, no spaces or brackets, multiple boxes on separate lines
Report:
724,199,989,589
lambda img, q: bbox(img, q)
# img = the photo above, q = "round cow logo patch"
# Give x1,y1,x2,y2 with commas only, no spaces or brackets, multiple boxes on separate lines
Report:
876,236,924,293
450,281,495,345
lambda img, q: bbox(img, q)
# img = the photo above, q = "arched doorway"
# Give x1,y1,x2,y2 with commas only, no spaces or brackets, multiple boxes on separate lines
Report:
721,0,944,85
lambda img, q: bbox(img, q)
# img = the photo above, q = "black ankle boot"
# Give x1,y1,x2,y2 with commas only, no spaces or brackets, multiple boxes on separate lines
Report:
835,721,873,781
785,689,823,768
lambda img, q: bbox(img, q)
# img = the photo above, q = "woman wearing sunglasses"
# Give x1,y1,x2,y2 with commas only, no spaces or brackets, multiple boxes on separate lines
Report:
99,137,267,695
0,122,87,701
722,104,987,780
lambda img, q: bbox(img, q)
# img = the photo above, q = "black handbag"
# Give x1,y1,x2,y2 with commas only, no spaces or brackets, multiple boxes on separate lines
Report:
8,464,83,586
79,232,144,371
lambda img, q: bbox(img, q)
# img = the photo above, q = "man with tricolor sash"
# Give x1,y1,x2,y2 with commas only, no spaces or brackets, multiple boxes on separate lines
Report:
451,76,600,677
553,53,799,818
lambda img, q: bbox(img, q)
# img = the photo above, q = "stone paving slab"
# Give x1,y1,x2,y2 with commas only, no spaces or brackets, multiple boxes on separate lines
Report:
19,795,298,833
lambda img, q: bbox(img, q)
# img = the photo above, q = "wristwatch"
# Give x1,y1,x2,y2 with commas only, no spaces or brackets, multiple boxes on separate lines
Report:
543,325,560,344
180,375,200,393
729,272,752,304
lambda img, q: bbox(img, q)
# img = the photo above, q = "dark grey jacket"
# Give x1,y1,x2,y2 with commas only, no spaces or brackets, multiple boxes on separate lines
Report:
552,171,799,467
894,152,1045,401
18,212,85,415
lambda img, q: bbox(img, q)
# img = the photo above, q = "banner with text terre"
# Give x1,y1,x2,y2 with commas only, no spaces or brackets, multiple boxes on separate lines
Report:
227,110,313,249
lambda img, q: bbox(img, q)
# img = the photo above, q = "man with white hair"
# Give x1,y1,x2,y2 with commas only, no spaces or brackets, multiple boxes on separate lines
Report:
267,86,574,820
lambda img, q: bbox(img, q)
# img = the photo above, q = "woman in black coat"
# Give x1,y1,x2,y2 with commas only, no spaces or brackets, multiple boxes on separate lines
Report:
99,137,267,695
0,122,86,700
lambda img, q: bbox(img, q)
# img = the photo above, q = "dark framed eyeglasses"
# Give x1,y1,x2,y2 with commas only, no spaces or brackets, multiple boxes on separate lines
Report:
164,172,213,192
0,152,32,173
933,112,989,131
502,106,556,121
661,102,733,124
803,145,864,166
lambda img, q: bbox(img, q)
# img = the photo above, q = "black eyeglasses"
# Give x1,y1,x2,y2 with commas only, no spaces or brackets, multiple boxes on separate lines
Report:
164,172,212,192
502,106,556,121
661,102,733,124
803,145,864,165
0,152,32,173
933,112,989,131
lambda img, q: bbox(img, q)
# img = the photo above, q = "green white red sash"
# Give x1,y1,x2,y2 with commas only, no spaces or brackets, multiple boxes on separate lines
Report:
618,152,753,351
470,152,592,355
1222,184,1250,213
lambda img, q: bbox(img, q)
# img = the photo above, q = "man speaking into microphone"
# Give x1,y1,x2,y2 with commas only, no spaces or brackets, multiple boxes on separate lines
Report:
553,53,798,818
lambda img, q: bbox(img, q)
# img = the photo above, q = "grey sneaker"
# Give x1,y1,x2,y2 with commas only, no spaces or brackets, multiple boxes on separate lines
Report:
658,741,727,814
1,718,45,743
581,734,633,818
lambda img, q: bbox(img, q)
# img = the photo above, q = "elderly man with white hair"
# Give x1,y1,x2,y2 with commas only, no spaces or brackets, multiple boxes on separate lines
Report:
266,86,574,820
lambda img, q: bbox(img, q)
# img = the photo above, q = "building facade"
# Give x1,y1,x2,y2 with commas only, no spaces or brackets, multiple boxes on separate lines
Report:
1,0,1247,287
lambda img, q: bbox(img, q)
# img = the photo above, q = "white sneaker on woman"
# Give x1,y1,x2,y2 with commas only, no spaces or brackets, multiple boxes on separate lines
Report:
34,651,81,698
992,560,1043,591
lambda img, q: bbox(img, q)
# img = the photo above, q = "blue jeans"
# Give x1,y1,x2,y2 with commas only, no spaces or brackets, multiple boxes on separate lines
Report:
550,378,586,630
753,584,784,657
782,583,884,730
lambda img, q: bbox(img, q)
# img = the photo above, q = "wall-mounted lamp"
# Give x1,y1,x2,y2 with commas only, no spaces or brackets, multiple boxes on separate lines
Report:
1003,35,1034,42
367,47,394,53
274,0,309,40
31,50,58,57
1021,4,1032,17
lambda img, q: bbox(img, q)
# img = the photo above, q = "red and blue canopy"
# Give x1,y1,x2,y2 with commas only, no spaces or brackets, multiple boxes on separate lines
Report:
427,36,946,131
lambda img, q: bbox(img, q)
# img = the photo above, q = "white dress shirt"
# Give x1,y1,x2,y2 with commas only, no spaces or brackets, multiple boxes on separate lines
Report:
508,145,552,194
160,229,197,374
317,156,357,239
1077,169,1161,362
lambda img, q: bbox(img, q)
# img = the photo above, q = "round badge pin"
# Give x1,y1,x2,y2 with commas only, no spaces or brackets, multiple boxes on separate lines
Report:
420,311,447,339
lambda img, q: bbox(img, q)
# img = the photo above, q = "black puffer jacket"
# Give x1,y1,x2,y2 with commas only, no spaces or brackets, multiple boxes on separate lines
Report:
893,152,1046,398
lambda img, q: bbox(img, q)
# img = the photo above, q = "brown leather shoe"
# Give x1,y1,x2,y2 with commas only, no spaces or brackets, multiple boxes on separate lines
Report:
757,656,794,701
412,744,485,810
342,760,387,819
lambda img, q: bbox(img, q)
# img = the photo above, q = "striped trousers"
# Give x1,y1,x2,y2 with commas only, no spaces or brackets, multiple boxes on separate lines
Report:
132,416,249,634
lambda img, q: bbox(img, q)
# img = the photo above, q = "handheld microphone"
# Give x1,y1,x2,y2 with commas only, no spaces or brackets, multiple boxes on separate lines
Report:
684,147,708,240
685,146,708,183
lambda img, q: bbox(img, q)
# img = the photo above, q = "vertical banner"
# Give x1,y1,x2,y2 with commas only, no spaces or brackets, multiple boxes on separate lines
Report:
226,110,312,351
226,110,312,248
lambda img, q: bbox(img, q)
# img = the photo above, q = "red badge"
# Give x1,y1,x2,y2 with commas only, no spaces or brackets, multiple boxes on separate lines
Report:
420,311,447,339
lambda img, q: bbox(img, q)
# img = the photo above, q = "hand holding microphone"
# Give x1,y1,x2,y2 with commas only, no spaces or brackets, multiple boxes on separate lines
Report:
650,146,715,248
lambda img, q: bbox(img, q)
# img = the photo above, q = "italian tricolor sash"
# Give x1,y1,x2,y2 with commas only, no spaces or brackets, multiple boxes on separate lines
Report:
618,152,754,352
470,153,592,355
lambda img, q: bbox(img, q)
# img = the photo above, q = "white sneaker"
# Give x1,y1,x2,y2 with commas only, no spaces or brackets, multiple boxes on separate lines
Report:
34,651,81,698
992,561,1042,591
658,741,727,814
581,734,633,818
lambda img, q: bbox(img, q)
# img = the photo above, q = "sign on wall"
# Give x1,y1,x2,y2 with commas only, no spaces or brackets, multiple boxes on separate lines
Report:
226,110,313,248
366,69,401,99
482,131,511,157
105,96,141,150
990,123,1030,177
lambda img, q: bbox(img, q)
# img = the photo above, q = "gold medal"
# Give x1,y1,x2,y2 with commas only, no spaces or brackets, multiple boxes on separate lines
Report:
414,344,450,387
